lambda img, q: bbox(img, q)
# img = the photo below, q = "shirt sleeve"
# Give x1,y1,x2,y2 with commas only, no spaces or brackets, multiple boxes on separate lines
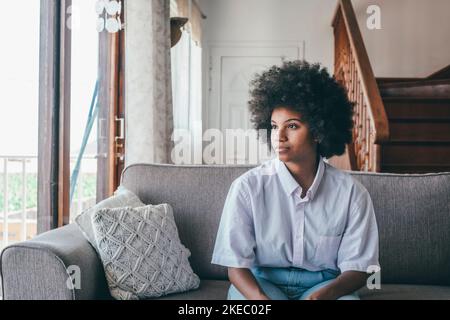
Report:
337,186,380,273
211,178,256,268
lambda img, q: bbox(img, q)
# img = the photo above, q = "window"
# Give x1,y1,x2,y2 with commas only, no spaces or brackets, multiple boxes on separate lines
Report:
0,2,40,247
37,0,125,232
69,0,100,222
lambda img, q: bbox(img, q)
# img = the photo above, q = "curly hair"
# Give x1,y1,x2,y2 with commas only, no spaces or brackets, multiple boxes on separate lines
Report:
248,60,354,158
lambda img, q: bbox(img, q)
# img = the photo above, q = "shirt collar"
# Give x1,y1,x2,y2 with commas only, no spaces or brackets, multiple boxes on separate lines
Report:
275,156,325,200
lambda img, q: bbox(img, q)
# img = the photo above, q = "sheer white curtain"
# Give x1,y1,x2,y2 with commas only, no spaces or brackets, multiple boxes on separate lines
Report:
171,31,190,130
170,0,203,135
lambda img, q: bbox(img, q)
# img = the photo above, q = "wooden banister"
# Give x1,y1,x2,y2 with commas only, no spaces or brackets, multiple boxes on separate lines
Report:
332,0,389,172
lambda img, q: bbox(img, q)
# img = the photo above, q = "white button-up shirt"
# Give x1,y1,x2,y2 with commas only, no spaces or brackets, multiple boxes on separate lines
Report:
211,157,379,273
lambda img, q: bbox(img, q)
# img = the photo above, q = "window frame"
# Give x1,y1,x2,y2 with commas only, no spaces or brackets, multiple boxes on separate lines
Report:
38,0,125,232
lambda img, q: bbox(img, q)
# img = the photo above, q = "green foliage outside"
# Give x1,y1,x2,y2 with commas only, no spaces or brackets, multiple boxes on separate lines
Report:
0,173,96,212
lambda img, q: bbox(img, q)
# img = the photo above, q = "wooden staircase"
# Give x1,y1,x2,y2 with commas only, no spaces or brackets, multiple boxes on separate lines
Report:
329,0,450,174
378,79,450,173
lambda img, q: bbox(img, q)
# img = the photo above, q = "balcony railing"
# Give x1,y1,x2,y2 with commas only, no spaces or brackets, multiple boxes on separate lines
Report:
0,155,97,250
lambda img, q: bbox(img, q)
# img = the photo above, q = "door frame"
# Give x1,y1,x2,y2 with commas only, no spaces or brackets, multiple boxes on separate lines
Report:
205,41,304,132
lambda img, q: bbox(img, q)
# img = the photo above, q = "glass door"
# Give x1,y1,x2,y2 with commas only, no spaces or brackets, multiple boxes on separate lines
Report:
69,0,124,222
69,0,100,221
0,1,40,248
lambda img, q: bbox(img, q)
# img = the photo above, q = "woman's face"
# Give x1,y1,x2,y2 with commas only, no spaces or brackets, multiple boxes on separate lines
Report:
270,106,317,163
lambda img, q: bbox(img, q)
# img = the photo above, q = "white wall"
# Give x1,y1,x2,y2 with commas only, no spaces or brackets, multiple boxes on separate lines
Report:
352,0,450,78
199,0,337,137
200,0,450,78
123,0,450,165
199,0,337,71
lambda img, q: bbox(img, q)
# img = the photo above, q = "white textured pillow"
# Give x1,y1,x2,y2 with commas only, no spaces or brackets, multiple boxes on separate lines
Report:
92,204,200,300
75,186,145,250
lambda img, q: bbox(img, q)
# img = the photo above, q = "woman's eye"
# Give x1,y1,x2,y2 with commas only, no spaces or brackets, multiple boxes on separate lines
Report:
288,123,298,129
271,124,277,130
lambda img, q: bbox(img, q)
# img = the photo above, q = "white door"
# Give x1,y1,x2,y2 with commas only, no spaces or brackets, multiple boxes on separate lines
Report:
208,45,302,164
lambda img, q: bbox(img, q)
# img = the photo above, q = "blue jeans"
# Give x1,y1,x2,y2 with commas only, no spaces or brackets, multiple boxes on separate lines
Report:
227,267,360,300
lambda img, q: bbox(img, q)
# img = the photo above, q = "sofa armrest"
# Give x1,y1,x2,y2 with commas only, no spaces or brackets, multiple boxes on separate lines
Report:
0,224,110,300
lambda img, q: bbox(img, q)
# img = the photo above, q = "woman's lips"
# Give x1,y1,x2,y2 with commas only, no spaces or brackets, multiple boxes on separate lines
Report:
276,147,290,153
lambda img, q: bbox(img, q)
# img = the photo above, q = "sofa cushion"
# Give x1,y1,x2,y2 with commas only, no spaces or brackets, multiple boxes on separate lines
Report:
157,280,229,300
358,284,450,300
92,204,200,300
351,171,450,285
157,280,450,300
121,164,450,286
75,186,144,251
121,164,255,281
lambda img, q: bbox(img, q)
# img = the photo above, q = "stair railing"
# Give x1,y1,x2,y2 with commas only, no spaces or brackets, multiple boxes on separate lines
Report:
332,0,389,171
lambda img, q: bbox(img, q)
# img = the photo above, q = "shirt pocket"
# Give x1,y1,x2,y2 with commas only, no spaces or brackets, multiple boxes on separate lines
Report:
313,235,342,268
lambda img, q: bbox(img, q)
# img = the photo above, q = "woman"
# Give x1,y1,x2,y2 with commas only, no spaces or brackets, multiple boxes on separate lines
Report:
211,60,379,300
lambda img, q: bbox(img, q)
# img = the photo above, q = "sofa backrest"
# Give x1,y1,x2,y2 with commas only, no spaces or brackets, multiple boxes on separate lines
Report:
121,163,450,285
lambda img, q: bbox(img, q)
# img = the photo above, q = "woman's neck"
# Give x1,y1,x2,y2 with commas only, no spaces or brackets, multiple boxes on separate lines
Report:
284,153,320,193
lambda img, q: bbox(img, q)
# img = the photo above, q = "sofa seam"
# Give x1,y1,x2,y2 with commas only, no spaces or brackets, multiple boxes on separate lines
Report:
120,163,450,184
120,163,259,185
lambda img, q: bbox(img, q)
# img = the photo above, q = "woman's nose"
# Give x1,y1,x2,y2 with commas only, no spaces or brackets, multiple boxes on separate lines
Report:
276,129,287,142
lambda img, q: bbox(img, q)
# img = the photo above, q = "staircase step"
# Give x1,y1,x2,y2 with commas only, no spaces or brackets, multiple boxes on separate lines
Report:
385,140,450,146
427,65,450,80
379,78,450,98
383,97,450,120
377,77,422,85
383,97,450,103
381,164,450,174
382,144,450,165
379,78,450,88
389,120,450,141
389,118,450,122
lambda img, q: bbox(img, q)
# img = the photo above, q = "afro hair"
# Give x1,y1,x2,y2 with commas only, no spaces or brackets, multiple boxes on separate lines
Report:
248,60,354,158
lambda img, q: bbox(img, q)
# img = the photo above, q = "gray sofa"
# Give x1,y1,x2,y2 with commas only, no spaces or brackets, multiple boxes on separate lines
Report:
1,163,450,300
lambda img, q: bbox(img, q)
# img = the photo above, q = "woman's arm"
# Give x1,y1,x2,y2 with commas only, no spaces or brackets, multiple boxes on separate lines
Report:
306,270,368,300
228,267,270,300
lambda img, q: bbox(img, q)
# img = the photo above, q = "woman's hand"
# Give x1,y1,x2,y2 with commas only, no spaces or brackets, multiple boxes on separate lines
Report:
305,271,367,300
228,267,270,300
255,293,271,300
305,287,337,300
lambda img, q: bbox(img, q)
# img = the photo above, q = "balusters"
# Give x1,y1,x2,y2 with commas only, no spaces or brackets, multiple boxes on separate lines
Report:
359,92,364,169
357,77,363,168
365,108,371,170
333,3,387,172
361,92,367,170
